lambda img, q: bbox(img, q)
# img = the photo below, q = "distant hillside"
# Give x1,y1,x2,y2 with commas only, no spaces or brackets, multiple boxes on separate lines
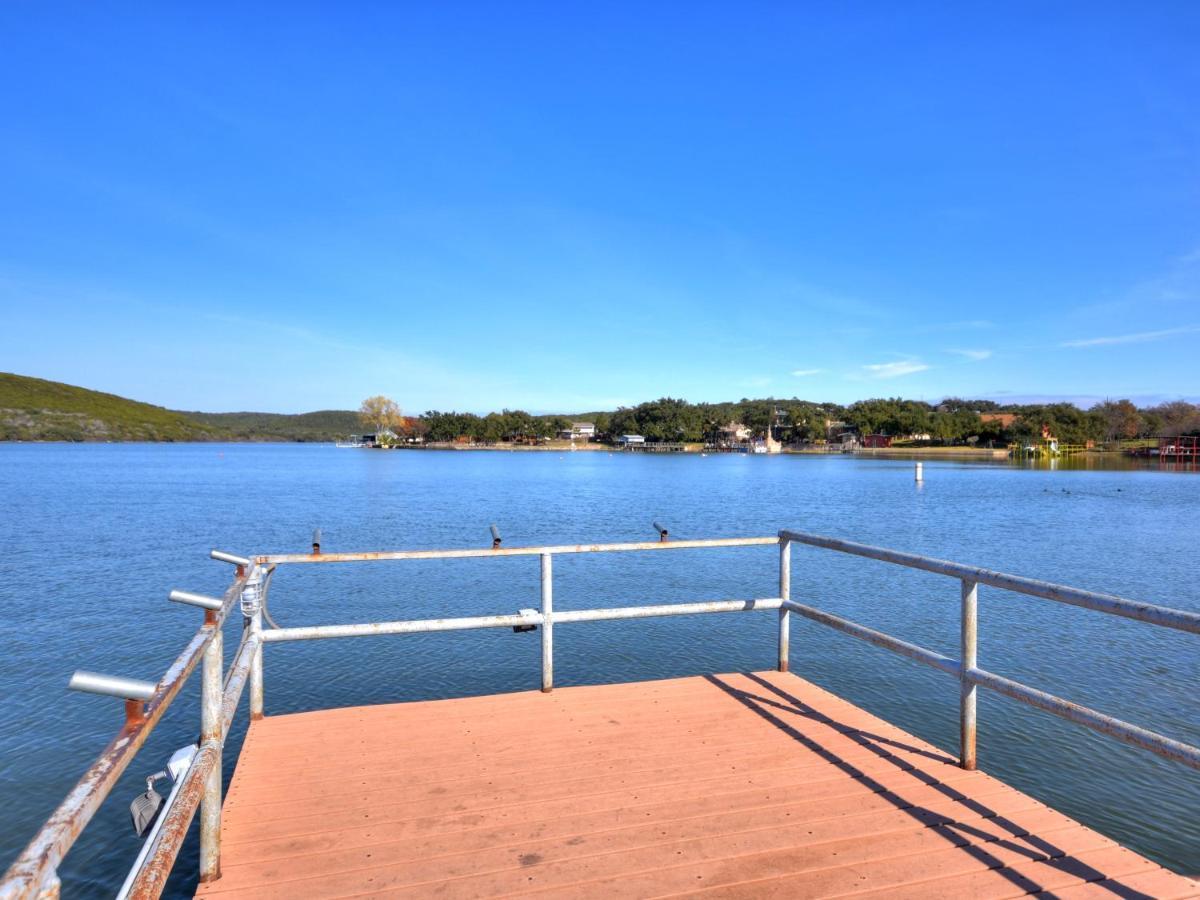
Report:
0,373,361,442
183,410,361,442
0,372,223,442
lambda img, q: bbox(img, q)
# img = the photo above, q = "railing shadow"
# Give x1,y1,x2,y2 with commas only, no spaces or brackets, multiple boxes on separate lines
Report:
703,672,1154,899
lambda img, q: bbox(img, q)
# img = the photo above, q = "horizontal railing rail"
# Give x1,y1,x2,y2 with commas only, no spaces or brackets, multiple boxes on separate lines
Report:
261,598,784,643
257,535,779,565
779,529,1200,635
3,528,1196,899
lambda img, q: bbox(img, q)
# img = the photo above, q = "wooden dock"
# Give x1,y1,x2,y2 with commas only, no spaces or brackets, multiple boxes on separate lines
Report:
197,672,1197,899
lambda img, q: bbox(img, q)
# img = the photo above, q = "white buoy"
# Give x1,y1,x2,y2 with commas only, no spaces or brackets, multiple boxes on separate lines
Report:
915,462,924,482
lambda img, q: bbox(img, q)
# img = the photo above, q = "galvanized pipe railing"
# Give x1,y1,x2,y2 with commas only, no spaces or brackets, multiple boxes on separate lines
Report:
3,529,1198,900
255,528,1199,776
260,598,785,644
0,553,258,900
777,528,1200,772
254,535,780,565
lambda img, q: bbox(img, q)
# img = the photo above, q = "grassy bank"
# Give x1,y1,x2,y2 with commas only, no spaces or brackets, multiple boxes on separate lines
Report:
854,446,1009,459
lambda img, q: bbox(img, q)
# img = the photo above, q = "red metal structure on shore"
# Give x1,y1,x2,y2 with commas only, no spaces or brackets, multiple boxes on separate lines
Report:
1160,435,1199,460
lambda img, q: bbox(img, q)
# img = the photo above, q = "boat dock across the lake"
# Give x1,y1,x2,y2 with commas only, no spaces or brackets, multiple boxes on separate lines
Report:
2,532,1198,898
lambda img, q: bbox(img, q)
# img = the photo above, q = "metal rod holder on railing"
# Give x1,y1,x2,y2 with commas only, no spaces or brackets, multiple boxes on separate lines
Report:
168,590,223,611
210,549,251,568
652,521,669,542
69,671,158,730
490,524,502,549
68,671,157,702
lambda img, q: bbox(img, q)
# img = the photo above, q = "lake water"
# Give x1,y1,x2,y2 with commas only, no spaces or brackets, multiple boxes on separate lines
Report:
0,444,1197,896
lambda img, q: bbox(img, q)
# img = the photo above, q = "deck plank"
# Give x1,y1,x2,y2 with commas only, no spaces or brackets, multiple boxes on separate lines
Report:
197,671,1198,899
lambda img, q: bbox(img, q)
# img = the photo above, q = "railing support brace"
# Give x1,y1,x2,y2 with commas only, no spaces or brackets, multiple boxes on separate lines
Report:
960,579,978,770
540,554,553,692
778,539,791,672
199,615,222,882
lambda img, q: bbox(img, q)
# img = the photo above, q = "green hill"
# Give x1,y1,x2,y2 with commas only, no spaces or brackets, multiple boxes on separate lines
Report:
0,372,223,441
183,410,361,442
0,373,361,442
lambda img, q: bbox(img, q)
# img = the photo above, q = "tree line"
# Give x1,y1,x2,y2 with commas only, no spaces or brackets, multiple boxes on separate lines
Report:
361,395,1200,446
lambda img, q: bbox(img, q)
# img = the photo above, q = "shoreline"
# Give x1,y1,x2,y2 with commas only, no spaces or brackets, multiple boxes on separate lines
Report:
372,442,1011,458
0,440,1148,463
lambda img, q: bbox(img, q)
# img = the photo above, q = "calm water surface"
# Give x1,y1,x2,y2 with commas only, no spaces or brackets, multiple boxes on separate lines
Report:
0,444,1197,895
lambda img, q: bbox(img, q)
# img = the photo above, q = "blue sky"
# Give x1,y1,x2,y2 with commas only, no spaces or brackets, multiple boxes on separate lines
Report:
1,3,1198,414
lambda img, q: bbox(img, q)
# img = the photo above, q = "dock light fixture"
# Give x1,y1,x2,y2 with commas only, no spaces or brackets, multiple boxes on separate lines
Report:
653,521,669,542
131,773,166,838
128,745,197,842
312,528,322,556
168,589,222,611
490,524,502,549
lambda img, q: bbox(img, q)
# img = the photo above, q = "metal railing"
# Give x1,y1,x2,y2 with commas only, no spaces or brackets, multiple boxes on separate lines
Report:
1,529,1198,899
776,530,1200,773
0,553,255,900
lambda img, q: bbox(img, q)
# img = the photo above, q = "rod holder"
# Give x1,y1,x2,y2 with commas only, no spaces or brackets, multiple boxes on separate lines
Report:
513,607,538,633
210,550,251,567
168,590,222,611
312,527,322,556
69,671,157,703
653,521,669,542
490,524,502,549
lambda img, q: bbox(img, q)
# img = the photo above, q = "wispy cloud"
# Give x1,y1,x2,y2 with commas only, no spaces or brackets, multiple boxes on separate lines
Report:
1061,325,1200,348
791,368,824,377
908,319,993,335
948,349,992,361
863,359,930,379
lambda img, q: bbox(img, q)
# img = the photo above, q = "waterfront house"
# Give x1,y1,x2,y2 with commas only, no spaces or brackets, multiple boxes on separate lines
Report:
863,434,893,448
981,412,1018,429
616,434,646,446
824,419,848,440
360,427,398,447
720,422,752,442
558,421,597,441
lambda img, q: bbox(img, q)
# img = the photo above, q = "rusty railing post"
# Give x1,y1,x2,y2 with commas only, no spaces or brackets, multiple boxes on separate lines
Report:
35,871,60,898
244,568,264,720
199,609,222,882
960,579,978,769
778,537,791,672
540,553,553,692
